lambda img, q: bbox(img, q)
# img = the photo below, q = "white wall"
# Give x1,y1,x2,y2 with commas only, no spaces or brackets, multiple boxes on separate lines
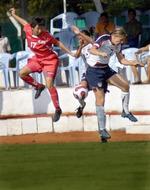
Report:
0,85,150,116
0,85,150,136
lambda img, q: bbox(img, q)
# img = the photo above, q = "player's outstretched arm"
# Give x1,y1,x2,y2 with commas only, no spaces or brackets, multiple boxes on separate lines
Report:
8,8,28,26
71,25,93,44
89,47,108,58
57,41,75,57
74,38,85,58
74,44,83,58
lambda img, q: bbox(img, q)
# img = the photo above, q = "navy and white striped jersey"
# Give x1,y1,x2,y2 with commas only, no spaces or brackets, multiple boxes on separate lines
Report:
95,34,122,65
81,43,101,67
81,34,122,67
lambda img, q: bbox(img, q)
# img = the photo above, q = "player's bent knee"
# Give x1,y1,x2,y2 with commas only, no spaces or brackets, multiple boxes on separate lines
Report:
122,84,129,92
46,83,54,89
19,71,26,78
96,99,105,106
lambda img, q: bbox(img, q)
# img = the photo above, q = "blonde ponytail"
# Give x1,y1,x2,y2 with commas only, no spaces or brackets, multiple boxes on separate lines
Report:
111,27,127,37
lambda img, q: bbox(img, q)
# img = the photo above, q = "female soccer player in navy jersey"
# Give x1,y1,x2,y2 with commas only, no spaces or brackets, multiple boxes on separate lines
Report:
8,8,75,122
72,26,143,142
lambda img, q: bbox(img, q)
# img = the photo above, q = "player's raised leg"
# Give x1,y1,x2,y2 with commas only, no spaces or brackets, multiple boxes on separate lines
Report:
73,80,88,118
108,73,138,122
19,65,45,99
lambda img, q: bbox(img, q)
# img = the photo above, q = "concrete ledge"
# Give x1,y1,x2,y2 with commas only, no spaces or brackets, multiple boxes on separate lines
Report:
0,85,150,116
22,118,37,134
7,119,22,136
0,114,150,136
53,116,83,133
84,115,98,131
37,117,53,133
0,85,150,136
0,120,8,136
126,125,150,134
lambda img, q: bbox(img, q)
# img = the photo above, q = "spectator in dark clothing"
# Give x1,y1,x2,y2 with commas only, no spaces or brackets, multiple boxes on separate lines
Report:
123,9,142,48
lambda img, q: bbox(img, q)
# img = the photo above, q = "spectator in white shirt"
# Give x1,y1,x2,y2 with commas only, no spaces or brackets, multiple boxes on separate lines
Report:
135,44,150,84
0,26,11,53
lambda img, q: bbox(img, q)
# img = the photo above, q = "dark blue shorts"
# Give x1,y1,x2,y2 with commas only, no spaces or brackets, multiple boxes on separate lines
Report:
86,66,116,92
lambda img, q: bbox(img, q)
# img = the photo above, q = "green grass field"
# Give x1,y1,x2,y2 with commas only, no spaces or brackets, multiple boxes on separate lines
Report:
0,142,150,190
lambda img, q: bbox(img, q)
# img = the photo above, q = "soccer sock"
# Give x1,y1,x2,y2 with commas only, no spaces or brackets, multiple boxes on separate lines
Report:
121,91,130,114
96,105,106,132
48,87,61,110
21,75,43,89
79,99,85,107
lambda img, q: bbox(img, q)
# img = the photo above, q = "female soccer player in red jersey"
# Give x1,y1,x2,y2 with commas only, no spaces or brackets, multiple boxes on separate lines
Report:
8,8,75,122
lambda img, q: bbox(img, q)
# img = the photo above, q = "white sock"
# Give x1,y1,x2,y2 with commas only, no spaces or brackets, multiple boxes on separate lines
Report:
121,92,130,114
96,105,106,132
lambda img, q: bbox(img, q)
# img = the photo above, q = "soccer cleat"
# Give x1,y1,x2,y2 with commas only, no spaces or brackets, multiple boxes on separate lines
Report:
121,111,138,122
101,138,108,143
35,85,45,99
132,80,142,85
52,109,62,122
100,129,111,143
75,102,86,118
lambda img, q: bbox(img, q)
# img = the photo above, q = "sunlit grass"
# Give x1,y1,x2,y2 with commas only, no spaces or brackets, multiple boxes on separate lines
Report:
0,142,150,190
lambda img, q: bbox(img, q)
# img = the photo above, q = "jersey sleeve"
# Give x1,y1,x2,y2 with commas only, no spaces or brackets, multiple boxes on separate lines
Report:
95,34,110,47
93,43,100,49
23,24,32,35
46,33,59,45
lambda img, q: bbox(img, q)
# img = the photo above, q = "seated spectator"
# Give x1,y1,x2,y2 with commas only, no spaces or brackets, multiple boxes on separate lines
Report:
0,26,11,53
130,65,142,84
95,12,115,38
123,9,142,48
135,44,150,84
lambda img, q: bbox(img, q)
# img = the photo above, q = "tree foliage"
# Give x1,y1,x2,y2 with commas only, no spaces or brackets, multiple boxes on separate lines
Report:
0,0,149,20
0,0,63,21
103,0,150,15
27,0,63,18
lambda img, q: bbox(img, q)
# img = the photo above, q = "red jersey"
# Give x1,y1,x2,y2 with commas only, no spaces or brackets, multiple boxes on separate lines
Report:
24,24,58,60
